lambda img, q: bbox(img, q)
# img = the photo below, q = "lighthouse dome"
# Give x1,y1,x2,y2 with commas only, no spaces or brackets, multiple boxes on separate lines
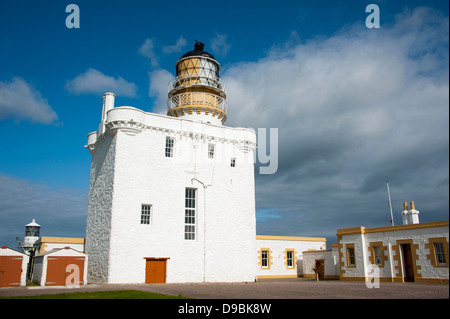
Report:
180,41,216,60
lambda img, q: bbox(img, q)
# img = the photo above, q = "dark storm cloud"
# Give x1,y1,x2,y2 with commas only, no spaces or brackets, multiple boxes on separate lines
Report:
225,7,449,242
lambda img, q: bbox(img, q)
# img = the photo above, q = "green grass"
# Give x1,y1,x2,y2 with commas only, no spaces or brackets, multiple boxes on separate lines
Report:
1,290,192,299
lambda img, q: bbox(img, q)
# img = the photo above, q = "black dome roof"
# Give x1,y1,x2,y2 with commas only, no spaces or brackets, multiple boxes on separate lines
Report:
180,41,216,60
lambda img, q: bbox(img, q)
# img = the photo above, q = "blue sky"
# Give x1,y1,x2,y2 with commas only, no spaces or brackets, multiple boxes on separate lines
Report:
0,0,448,249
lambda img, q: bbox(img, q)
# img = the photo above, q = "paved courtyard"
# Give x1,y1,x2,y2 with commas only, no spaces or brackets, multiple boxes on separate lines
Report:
0,278,448,299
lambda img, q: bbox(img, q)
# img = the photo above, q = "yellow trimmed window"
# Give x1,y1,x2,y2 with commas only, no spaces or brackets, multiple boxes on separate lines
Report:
346,244,356,268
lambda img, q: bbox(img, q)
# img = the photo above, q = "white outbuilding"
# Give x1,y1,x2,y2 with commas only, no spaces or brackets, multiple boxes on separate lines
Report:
303,202,449,283
32,247,87,286
0,246,29,287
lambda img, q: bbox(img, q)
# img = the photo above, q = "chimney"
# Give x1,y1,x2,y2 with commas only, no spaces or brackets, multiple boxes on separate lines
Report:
100,92,116,135
408,201,420,224
401,201,420,225
401,202,409,225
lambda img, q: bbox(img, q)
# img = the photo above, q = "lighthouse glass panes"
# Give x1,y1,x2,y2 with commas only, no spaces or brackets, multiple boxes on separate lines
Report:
165,136,174,158
140,205,152,225
185,189,196,240
25,226,39,237
175,58,220,88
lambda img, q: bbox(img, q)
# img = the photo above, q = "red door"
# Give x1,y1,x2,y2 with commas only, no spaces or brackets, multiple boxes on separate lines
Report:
0,256,23,287
145,259,167,283
45,256,85,286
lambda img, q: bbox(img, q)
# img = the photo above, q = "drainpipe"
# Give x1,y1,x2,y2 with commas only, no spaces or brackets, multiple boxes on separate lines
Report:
388,243,394,282
191,177,212,283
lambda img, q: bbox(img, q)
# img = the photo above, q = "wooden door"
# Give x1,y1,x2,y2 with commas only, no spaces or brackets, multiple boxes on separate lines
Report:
315,259,325,279
145,259,167,283
45,256,85,286
0,256,23,287
401,244,414,282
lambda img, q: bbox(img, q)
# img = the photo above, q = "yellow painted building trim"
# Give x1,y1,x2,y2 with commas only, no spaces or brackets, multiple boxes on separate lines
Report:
339,276,448,284
392,239,422,282
425,237,449,268
303,249,332,253
367,241,388,268
256,235,327,242
283,248,296,269
168,105,226,121
257,275,300,279
40,237,85,244
337,236,345,276
345,243,356,268
257,248,273,270
337,220,449,236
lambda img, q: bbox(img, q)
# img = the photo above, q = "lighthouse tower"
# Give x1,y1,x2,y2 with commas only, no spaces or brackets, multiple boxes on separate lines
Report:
85,41,257,284
18,219,40,255
167,41,227,125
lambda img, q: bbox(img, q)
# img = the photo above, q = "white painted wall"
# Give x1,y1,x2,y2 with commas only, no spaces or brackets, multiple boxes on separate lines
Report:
302,246,340,279
339,224,449,281
255,237,326,278
86,106,257,283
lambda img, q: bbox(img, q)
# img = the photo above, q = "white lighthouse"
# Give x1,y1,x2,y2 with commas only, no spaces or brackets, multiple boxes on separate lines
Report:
18,219,40,255
85,42,257,284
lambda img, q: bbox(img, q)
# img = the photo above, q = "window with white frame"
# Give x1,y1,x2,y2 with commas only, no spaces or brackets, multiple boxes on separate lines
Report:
208,144,215,159
140,204,152,225
230,158,236,167
261,250,269,268
286,250,294,268
184,188,196,240
165,136,174,158
435,242,446,265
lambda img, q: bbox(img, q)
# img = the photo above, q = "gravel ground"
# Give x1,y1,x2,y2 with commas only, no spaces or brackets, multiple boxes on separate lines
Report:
0,278,448,299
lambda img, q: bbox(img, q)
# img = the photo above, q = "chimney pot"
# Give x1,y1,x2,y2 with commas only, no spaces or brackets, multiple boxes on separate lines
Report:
403,202,408,211
410,201,415,210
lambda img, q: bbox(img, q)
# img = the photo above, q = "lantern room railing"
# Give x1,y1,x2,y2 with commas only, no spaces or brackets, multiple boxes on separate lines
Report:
167,91,227,113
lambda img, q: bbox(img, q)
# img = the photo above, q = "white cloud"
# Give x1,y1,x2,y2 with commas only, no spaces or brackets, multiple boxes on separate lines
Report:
138,38,159,68
210,33,231,57
162,36,187,54
219,7,448,237
148,68,173,114
0,77,58,124
65,68,138,97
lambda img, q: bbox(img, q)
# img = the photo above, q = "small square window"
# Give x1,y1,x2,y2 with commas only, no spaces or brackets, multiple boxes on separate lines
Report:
140,204,152,225
230,158,236,167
